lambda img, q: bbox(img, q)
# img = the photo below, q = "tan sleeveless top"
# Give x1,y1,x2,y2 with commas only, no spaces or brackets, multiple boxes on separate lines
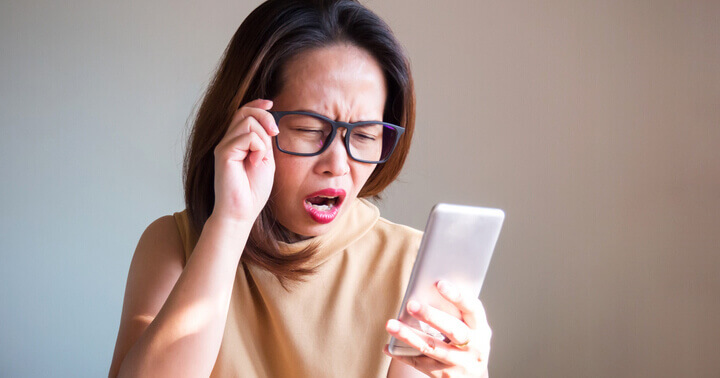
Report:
173,199,422,378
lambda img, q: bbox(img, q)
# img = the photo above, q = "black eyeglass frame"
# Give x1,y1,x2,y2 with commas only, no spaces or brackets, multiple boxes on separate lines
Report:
268,110,406,164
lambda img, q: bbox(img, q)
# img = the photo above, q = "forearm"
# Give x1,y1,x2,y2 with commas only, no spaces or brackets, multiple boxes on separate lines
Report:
117,216,251,377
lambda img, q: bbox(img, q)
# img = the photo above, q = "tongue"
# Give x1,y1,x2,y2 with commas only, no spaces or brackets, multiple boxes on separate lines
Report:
308,196,329,206
308,196,339,206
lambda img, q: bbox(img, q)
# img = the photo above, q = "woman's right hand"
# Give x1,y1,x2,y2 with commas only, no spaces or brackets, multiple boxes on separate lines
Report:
211,99,279,224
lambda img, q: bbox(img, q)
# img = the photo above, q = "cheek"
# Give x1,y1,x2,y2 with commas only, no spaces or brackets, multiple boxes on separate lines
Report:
351,163,378,193
272,153,310,196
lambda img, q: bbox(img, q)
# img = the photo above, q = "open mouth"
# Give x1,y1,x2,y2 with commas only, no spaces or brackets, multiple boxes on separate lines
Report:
303,189,346,224
305,195,340,211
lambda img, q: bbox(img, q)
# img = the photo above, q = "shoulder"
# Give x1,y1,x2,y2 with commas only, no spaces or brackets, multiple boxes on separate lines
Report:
144,214,180,237
109,215,185,376
130,214,186,277
138,215,184,257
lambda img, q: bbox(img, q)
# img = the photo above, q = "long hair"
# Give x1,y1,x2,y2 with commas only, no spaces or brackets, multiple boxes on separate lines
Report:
183,0,415,284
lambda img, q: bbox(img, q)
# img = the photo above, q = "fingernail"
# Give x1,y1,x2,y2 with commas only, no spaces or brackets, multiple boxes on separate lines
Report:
438,280,455,296
437,280,449,292
407,300,420,313
386,319,400,332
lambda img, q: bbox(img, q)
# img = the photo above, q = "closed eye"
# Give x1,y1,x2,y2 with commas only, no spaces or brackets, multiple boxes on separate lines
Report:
294,127,325,134
360,134,376,140
353,132,377,141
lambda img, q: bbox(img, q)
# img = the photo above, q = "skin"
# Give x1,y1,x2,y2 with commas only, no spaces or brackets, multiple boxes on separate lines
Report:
108,44,491,378
384,281,492,377
269,44,383,239
268,44,491,377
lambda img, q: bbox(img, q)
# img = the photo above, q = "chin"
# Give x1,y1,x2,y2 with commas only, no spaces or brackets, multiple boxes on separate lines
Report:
296,223,333,238
278,206,345,239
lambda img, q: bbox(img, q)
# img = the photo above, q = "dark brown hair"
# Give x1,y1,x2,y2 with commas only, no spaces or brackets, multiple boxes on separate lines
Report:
183,0,415,283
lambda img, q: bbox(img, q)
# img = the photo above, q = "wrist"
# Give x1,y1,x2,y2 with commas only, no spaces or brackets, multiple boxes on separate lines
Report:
204,214,255,237
202,215,254,259
209,204,262,227
206,213,256,231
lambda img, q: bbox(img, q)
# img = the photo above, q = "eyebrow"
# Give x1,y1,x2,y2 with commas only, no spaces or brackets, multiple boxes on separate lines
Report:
291,108,382,123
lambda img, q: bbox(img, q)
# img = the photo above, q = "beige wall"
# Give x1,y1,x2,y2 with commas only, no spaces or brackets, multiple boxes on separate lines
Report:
1,0,717,376
369,0,720,377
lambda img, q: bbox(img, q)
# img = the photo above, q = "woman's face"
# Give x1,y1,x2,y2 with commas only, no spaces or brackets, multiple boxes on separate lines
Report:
269,44,387,238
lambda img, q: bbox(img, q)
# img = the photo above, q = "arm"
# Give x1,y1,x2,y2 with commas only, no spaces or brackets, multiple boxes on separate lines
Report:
109,99,279,377
108,215,252,378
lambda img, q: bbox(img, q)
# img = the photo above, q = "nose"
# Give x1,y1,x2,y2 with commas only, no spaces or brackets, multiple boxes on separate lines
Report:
314,130,350,177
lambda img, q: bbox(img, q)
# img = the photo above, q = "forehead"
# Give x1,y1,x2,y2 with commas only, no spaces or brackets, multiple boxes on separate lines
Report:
275,44,387,121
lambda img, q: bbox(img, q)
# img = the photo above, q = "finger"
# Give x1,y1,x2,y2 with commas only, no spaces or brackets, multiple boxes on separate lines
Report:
241,98,273,110
229,101,278,137
230,99,272,132
223,115,273,153
383,345,447,376
386,319,459,366
436,280,485,329
241,132,271,167
406,299,470,347
215,132,268,167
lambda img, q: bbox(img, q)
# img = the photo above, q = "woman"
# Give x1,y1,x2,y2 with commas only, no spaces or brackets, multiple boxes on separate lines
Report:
109,0,491,377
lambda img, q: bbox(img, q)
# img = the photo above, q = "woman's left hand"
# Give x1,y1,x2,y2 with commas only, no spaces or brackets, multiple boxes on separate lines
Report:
384,280,491,377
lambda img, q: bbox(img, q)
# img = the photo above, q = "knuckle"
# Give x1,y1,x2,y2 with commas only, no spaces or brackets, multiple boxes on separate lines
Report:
462,296,475,309
233,110,249,126
249,133,264,146
232,107,245,119
421,345,434,356
434,345,448,359
243,116,257,131
473,299,486,314
261,111,275,125
458,365,471,376
421,338,437,355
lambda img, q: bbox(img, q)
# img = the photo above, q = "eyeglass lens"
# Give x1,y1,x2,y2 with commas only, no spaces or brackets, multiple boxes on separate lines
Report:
275,114,398,162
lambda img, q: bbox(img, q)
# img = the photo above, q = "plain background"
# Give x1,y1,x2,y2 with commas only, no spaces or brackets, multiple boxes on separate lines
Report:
1,0,718,377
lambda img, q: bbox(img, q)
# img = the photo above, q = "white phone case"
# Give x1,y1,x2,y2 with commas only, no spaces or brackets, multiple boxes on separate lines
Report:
388,203,505,357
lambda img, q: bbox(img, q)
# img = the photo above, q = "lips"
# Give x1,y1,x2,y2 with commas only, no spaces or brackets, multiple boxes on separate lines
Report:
303,188,346,224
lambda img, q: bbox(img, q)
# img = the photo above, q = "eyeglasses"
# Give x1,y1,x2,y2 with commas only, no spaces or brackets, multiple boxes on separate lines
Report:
268,110,405,164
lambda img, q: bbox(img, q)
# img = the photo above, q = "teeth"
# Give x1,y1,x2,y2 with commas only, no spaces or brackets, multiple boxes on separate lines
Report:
305,195,340,212
310,203,331,211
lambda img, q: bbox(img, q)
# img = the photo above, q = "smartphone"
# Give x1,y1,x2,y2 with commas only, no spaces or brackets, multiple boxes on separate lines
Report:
388,203,505,357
